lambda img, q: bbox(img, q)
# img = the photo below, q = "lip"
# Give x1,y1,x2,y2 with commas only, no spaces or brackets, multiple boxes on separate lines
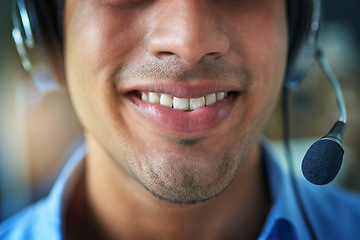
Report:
124,84,240,133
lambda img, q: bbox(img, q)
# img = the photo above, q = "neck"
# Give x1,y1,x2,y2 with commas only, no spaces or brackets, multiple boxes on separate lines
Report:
65,139,271,240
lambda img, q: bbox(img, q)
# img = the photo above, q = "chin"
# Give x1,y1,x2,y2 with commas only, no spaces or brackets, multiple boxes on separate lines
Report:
131,150,239,204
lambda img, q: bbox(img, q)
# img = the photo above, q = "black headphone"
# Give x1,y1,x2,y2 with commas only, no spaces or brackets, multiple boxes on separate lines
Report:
13,0,345,196
12,0,64,93
12,0,320,93
16,0,344,184
11,0,349,238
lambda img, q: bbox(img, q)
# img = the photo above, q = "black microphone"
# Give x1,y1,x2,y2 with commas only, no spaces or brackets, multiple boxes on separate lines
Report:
302,121,346,185
301,49,347,185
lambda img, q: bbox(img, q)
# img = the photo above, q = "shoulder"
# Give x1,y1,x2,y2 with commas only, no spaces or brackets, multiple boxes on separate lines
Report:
300,181,360,239
0,144,86,240
262,140,360,239
0,199,61,240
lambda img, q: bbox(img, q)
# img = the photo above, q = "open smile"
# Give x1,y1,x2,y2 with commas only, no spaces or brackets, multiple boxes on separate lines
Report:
140,91,229,111
126,85,240,133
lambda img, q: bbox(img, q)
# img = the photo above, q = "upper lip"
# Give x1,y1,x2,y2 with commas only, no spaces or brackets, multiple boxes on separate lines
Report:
121,81,243,99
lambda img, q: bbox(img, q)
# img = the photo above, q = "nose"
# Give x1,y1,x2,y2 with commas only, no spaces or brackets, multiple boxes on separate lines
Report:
147,0,230,66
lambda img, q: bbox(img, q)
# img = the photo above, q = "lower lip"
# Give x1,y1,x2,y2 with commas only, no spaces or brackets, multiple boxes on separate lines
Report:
127,92,238,133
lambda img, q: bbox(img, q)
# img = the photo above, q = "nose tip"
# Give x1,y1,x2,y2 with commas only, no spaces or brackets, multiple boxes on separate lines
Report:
147,3,230,66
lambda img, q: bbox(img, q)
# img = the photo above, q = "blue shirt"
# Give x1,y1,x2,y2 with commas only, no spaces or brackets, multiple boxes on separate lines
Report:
1,142,360,240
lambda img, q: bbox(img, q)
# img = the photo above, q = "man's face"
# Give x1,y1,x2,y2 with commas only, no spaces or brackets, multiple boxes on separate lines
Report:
64,0,287,203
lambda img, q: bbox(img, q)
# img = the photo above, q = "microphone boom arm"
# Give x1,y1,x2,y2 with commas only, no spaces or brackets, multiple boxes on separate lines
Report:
316,48,347,124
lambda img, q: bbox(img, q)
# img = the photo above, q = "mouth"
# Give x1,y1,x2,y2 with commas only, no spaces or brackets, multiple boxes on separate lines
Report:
125,85,240,133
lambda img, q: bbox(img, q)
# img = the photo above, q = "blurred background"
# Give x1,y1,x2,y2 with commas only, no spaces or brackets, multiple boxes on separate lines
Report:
0,0,359,221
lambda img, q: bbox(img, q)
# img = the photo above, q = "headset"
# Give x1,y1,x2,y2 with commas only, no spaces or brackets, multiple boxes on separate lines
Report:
11,0,64,93
11,0,320,92
11,0,347,239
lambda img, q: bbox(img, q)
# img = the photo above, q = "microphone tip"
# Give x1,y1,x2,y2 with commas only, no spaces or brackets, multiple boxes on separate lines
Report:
302,139,344,185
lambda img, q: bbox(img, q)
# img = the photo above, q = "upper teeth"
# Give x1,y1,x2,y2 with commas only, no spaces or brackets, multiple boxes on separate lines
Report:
141,91,228,111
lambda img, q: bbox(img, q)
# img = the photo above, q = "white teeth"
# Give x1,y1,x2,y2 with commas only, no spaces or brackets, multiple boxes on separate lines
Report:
142,91,229,111
205,93,216,106
149,92,160,104
173,97,190,111
217,92,225,101
160,94,173,108
141,92,149,102
190,97,205,110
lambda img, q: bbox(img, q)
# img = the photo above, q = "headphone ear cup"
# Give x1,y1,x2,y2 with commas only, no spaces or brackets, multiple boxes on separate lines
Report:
285,0,321,90
12,0,65,94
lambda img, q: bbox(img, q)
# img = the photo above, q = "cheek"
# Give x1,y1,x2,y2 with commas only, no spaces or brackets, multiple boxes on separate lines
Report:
64,4,149,133
247,3,287,98
65,6,146,83
224,0,287,94
229,2,287,139
247,5,287,77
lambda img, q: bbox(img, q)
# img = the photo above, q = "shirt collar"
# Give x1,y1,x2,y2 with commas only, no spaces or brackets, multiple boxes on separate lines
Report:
43,143,86,239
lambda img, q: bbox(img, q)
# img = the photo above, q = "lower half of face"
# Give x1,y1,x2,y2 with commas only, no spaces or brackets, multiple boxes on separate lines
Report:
68,77,284,204
116,99,267,204
65,0,287,204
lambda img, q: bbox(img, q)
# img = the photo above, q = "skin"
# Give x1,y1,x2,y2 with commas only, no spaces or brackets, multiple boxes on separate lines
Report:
63,0,288,239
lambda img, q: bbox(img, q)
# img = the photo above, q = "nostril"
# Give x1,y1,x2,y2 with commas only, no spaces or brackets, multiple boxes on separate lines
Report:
205,52,223,60
157,51,177,59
